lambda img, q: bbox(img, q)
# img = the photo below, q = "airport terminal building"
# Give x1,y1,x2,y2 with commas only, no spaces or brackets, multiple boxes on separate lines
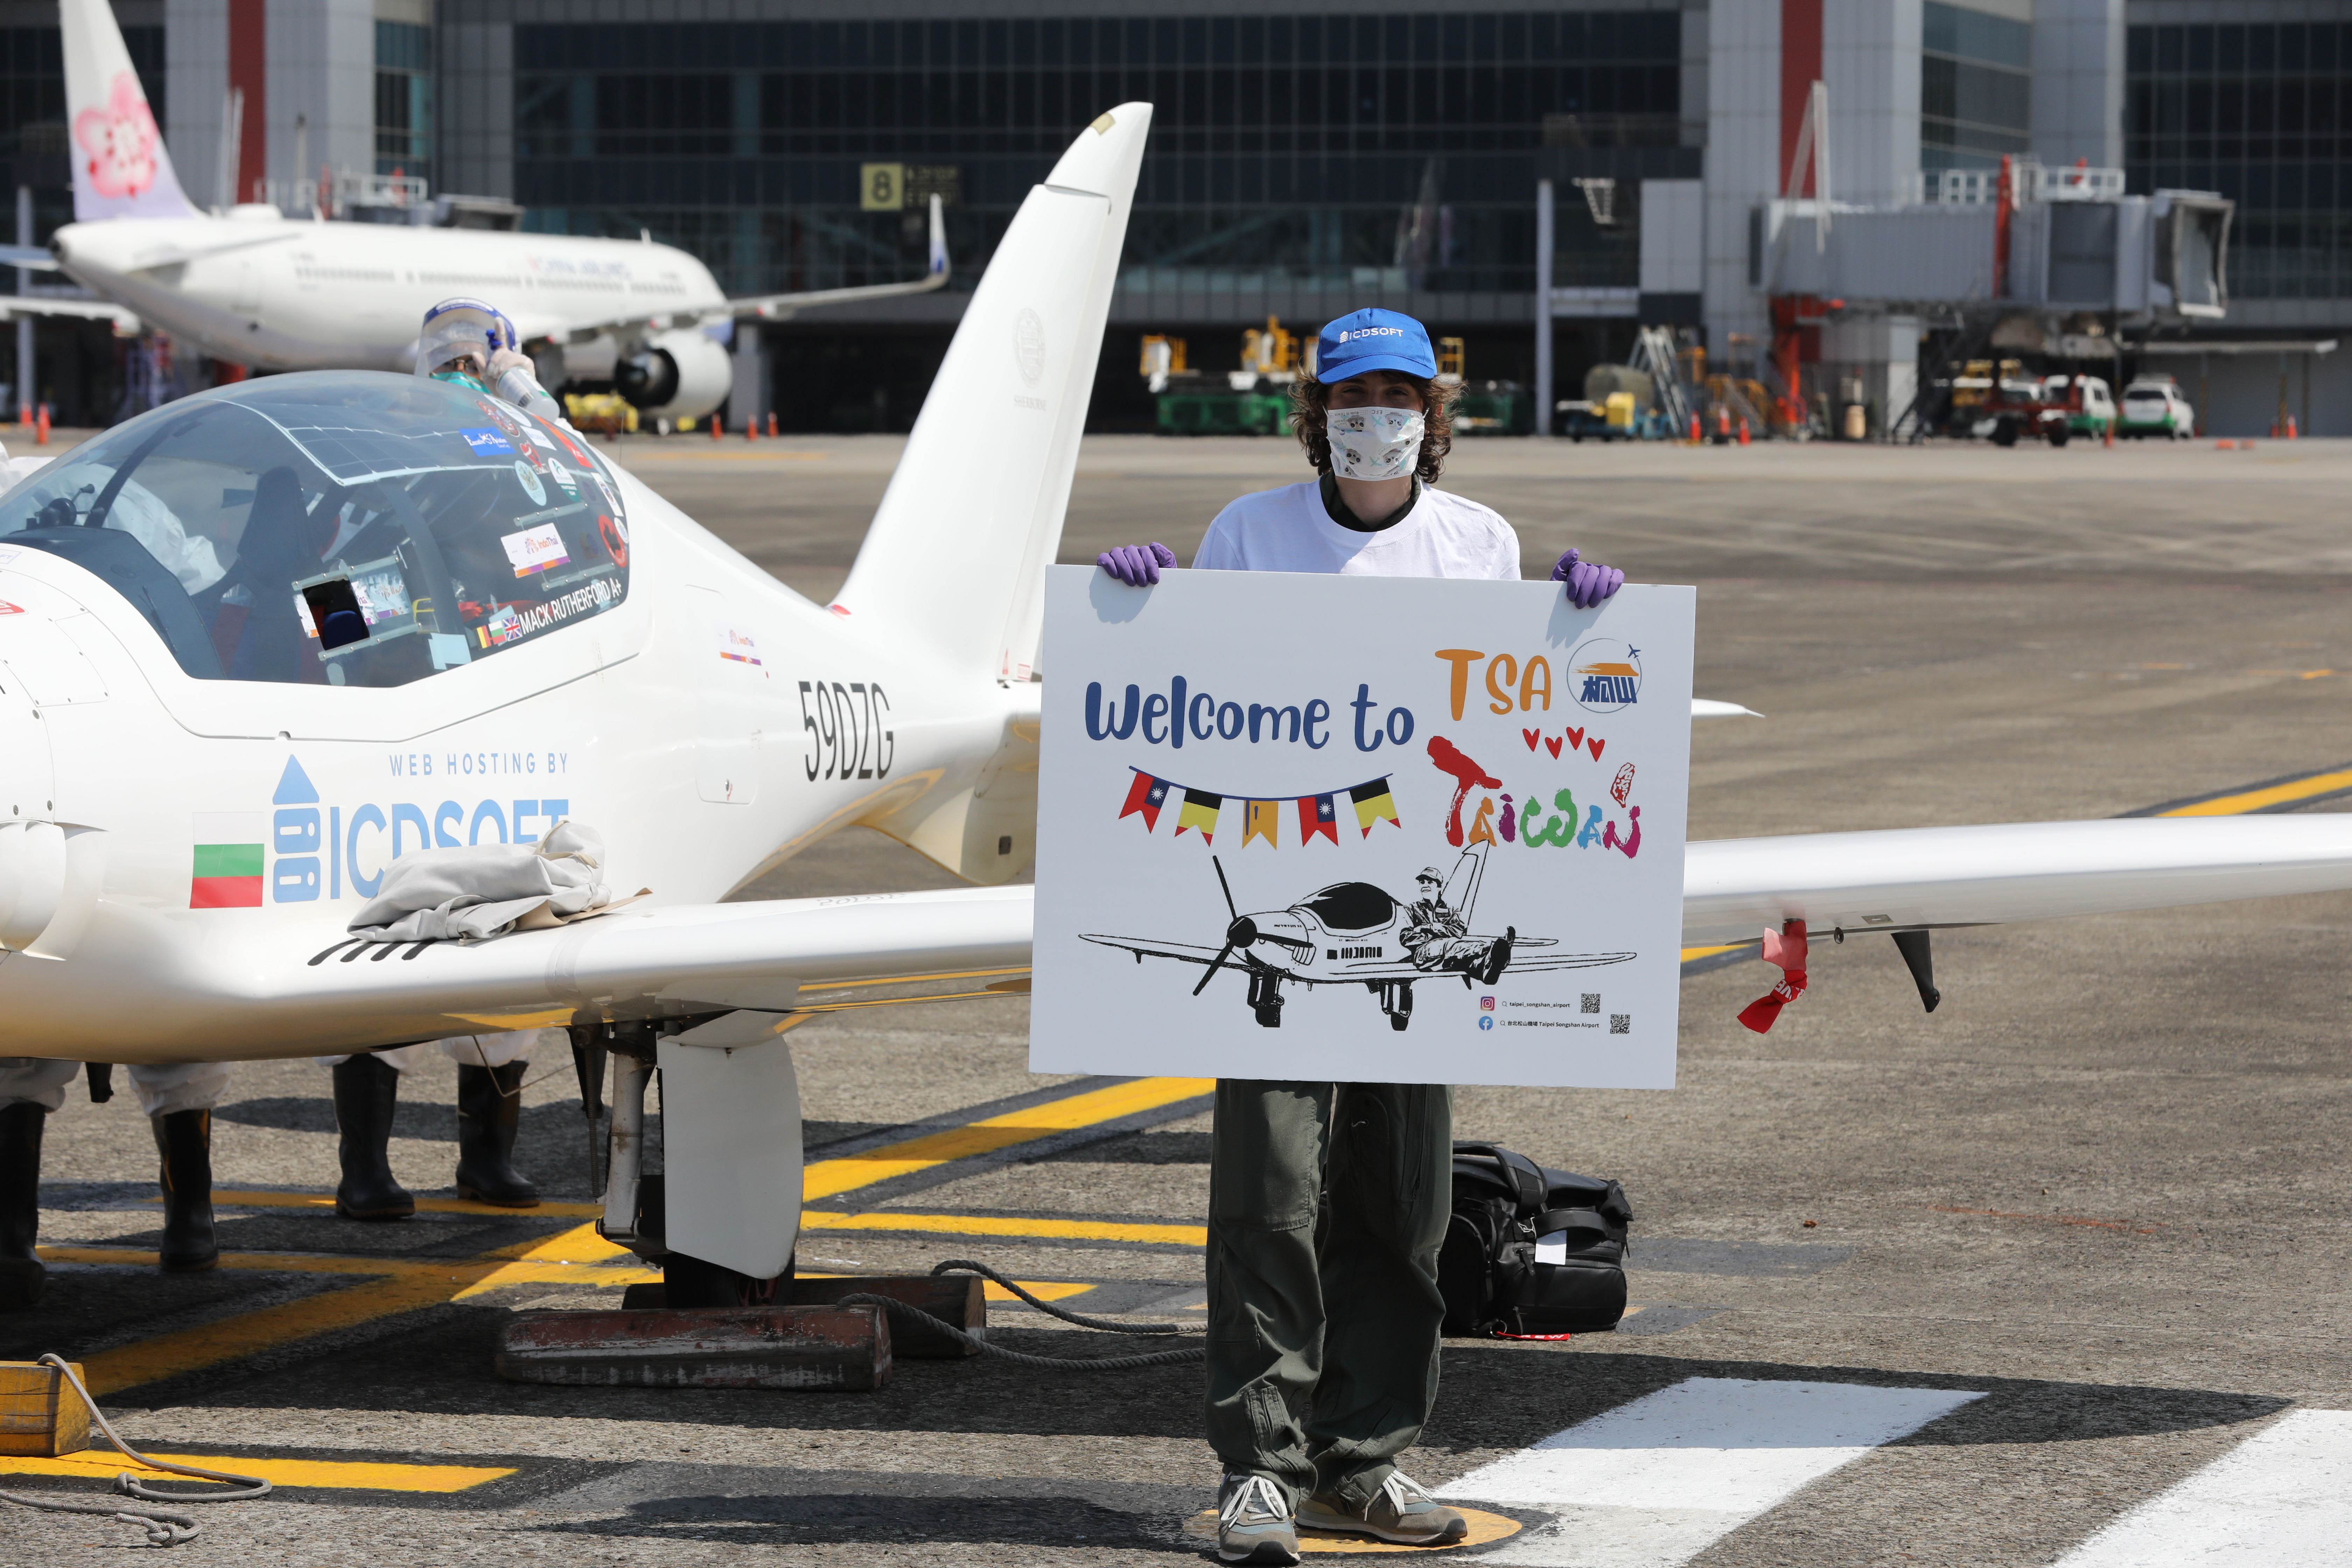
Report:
0,0,2343,434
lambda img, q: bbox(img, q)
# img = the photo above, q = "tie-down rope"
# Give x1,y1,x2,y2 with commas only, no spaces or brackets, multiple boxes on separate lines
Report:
835,1259,1206,1372
0,1353,271,1546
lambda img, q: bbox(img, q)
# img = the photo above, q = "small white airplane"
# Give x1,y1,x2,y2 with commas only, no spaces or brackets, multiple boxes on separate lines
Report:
0,0,948,420
1084,844,1634,1032
3,99,2352,1302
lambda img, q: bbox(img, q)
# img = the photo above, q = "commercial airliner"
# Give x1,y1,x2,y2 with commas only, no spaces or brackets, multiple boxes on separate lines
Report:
3,0,948,420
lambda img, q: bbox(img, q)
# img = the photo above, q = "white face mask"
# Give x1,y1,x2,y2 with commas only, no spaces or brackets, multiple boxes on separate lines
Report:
1326,406,1425,481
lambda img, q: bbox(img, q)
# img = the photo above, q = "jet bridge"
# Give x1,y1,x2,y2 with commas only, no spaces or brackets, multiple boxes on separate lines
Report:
1755,159,2232,324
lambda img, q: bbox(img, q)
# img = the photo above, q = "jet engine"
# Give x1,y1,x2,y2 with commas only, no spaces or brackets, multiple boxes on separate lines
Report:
616,328,732,421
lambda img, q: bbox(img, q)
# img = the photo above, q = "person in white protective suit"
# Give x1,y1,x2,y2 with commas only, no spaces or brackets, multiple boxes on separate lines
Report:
413,296,569,426
0,1058,233,1309
315,1031,556,1220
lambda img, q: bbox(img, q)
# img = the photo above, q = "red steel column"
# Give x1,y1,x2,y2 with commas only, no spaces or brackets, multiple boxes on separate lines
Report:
1779,0,1823,195
229,0,266,204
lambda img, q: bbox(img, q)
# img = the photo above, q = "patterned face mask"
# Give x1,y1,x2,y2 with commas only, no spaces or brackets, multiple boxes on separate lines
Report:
1326,405,1425,481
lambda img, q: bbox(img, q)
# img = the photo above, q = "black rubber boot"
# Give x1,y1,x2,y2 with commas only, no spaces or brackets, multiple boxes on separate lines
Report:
455,1062,538,1208
0,1100,47,1310
153,1109,218,1273
332,1055,414,1221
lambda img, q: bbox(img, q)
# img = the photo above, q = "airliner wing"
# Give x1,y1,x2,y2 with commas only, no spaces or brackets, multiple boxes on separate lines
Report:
0,295,137,330
542,197,951,345
727,196,951,322
1682,816,2352,945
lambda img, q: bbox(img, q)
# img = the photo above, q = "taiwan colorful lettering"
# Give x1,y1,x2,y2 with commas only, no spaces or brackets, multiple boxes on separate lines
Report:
1427,737,1640,858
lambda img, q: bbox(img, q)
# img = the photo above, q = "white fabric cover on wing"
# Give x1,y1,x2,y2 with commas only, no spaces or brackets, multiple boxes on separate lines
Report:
347,821,637,943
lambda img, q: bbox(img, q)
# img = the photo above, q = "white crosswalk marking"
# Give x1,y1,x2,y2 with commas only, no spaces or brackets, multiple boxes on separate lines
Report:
2049,1408,2352,1567
1445,1375,1984,1568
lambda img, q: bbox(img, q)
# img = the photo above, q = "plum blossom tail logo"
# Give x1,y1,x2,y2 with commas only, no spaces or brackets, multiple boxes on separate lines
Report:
76,72,159,198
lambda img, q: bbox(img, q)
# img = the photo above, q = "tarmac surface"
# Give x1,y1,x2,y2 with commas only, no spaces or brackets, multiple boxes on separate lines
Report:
8,430,2352,1564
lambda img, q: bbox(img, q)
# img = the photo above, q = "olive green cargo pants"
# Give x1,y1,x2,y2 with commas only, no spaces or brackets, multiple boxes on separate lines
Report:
1204,1078,1452,1510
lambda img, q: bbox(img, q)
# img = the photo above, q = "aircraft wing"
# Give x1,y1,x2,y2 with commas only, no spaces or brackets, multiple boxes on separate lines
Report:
1077,932,1228,967
241,887,1032,1050
544,197,950,345
1502,950,1639,973
1683,816,2352,945
0,295,136,331
0,246,57,271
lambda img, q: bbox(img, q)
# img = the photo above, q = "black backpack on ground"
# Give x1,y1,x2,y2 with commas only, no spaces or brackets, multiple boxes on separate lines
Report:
1437,1141,1633,1337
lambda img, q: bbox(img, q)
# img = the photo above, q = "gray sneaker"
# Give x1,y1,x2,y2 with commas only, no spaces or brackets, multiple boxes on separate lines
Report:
1298,1470,1468,1545
1216,1473,1300,1564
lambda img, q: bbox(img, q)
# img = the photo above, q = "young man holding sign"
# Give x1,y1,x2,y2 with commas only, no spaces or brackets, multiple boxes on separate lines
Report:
1098,310,1624,1564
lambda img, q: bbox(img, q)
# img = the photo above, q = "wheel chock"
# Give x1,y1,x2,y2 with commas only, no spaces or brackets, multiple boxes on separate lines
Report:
615,1275,988,1359
495,1305,891,1391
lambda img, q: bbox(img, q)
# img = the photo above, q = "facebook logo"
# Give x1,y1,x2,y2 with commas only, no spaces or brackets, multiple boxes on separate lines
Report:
461,427,515,455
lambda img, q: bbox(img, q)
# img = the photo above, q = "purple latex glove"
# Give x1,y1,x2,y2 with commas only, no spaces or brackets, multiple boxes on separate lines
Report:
1099,542,1177,586
1551,547,1625,610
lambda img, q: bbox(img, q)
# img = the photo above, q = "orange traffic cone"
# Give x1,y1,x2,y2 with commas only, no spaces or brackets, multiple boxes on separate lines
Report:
710,415,722,441
746,413,757,441
1716,406,1731,442
767,412,778,438
2289,416,2299,439
1737,418,1750,446
1688,412,1700,443
35,405,48,445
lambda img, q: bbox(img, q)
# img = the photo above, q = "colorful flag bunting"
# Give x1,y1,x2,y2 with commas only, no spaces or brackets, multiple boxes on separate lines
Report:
1348,778,1399,837
1175,788,1224,843
1244,800,1280,848
1298,792,1338,845
1120,770,1172,831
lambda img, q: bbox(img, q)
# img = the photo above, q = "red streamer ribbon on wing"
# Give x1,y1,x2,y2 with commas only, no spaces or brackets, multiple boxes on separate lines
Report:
1737,919,1808,1034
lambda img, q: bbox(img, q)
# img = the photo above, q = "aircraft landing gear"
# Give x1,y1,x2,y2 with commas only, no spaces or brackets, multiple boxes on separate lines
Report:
1372,978,1415,1032
1248,969,1284,1028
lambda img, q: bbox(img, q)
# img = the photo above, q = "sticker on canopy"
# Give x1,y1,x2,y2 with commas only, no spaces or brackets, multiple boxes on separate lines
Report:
521,424,558,451
592,474,624,519
460,427,514,455
547,461,580,495
501,523,569,578
513,461,547,507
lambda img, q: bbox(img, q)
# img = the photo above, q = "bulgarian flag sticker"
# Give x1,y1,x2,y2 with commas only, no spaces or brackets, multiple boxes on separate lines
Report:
190,813,266,908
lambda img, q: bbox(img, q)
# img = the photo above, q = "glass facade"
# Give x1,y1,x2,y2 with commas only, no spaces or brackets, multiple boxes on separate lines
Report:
1921,2,2030,171
376,20,432,176
510,12,1683,298
2127,21,2352,300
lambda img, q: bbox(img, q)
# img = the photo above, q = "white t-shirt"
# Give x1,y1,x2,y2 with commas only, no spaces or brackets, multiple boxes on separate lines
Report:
1192,479,1520,581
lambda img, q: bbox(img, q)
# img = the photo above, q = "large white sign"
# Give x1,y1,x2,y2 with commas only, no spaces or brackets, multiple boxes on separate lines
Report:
1031,567,1694,1088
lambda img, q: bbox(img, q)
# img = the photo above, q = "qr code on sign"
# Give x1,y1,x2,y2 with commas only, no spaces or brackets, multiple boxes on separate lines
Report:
1581,994,1601,1014
1609,1014,1630,1034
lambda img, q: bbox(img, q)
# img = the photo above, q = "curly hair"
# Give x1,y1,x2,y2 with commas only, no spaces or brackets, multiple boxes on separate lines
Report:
1289,372,1459,483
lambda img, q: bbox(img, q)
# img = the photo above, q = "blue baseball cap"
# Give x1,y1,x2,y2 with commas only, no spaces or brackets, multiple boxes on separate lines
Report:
1315,308,1437,383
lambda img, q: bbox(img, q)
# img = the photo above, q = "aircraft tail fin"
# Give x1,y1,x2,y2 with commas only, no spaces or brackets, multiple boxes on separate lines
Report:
60,0,199,222
831,104,1150,684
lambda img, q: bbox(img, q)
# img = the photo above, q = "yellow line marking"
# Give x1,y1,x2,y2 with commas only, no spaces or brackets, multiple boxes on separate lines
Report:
2158,767,2352,817
196,1190,603,1218
0,1451,515,1492
799,1077,1213,1202
1681,942,1755,963
796,966,1031,994
800,1210,1208,1247
74,1077,1210,1391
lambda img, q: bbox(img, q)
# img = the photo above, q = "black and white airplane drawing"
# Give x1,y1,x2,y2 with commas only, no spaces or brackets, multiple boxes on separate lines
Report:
1081,843,1635,1030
